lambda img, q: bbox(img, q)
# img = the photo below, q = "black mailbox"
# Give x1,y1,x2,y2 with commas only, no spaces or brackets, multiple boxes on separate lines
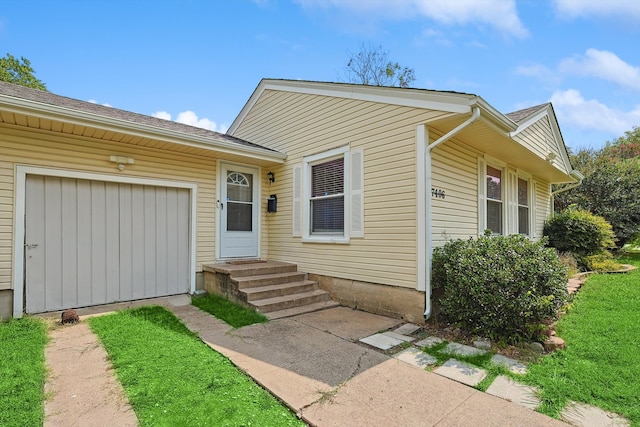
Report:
267,194,277,213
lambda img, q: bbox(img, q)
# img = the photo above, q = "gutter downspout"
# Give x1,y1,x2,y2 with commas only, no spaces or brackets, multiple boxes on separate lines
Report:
550,170,584,211
423,106,481,319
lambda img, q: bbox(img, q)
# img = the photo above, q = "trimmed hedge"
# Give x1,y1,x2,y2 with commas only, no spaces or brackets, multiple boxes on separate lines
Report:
432,234,568,343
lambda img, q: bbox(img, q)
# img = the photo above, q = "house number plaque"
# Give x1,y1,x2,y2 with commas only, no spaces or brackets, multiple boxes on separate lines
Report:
431,188,446,199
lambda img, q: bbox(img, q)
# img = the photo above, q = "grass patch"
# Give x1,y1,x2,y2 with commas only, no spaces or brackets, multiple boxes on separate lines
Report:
419,342,517,392
523,255,640,423
0,317,48,427
192,293,268,328
89,306,302,427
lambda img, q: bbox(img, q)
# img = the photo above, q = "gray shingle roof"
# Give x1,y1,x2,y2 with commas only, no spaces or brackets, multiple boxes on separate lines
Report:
506,103,550,123
0,80,274,152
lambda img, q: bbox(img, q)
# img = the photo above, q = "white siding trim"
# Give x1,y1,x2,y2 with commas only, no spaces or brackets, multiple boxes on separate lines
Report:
12,165,198,318
477,157,486,236
292,165,303,237
350,147,364,238
416,125,427,292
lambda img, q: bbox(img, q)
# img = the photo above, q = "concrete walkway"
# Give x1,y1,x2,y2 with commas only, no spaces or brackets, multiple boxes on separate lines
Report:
167,303,565,426
42,297,565,426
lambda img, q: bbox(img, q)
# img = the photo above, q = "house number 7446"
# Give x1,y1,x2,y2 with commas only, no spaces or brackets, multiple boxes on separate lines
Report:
431,188,446,199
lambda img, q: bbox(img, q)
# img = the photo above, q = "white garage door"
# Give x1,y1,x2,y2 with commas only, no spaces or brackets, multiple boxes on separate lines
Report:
25,175,191,313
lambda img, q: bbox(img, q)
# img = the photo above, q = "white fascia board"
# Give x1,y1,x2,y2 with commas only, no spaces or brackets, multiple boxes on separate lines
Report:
509,107,549,137
470,97,518,132
228,79,475,135
0,95,286,163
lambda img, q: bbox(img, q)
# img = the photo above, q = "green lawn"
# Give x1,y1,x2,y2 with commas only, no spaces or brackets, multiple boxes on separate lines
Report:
524,254,640,424
0,317,48,427
192,292,268,328
89,306,303,427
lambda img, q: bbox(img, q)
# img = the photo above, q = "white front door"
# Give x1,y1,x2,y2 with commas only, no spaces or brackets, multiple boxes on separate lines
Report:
219,164,259,259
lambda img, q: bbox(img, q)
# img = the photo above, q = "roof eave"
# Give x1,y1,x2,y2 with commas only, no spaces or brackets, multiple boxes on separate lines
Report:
0,94,287,163
229,78,481,135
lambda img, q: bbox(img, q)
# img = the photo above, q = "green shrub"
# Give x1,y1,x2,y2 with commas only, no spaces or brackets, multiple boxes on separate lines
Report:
432,234,568,343
584,252,622,272
543,207,615,257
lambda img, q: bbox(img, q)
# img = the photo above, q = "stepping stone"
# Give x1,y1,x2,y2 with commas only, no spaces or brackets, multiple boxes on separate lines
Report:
444,342,487,356
486,375,540,410
491,354,528,374
473,339,492,351
433,358,487,386
393,347,437,368
415,336,443,348
381,331,415,342
393,323,421,335
360,333,405,350
561,401,630,427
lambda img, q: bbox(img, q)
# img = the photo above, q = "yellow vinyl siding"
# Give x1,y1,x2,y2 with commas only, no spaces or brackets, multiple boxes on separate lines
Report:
431,139,480,247
513,117,565,170
233,90,450,289
0,123,219,291
534,178,552,238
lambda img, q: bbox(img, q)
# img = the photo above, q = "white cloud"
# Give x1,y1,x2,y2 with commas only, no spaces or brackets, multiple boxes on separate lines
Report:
552,0,640,19
559,49,640,90
294,0,528,38
151,111,172,120
151,110,227,133
88,99,112,107
515,64,560,84
550,89,640,136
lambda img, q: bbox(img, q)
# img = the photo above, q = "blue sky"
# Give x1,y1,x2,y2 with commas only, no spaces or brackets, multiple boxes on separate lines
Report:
1,0,639,151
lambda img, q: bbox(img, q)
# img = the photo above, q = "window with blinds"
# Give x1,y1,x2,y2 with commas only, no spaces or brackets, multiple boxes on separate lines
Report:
310,157,344,234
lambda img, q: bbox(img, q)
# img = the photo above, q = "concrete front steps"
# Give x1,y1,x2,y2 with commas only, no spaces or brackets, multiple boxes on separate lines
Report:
203,261,339,319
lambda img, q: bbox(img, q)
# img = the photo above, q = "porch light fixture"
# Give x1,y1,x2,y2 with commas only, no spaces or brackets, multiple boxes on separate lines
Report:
109,155,135,171
545,152,557,163
267,171,275,184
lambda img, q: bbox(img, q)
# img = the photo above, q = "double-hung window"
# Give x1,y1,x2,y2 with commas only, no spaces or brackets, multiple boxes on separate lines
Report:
293,145,364,243
517,178,529,235
479,157,535,237
486,165,503,235
310,157,344,234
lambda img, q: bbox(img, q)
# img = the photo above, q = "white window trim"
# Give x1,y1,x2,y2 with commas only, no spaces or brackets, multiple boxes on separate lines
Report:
302,146,351,244
478,156,537,238
482,160,506,236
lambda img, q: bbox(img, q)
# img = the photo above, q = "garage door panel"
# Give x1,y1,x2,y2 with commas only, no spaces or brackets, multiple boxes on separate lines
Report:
76,180,93,307
105,183,120,304
91,181,108,306
156,188,168,296
25,176,46,313
131,185,146,300
166,189,179,293
61,179,79,308
25,175,191,313
119,185,133,301
44,178,63,311
177,189,190,295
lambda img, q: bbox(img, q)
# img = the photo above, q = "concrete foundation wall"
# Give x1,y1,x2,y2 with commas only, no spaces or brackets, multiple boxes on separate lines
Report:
309,274,426,324
0,290,13,321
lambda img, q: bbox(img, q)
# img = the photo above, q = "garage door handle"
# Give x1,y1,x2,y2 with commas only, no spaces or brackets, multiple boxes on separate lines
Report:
25,243,38,249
